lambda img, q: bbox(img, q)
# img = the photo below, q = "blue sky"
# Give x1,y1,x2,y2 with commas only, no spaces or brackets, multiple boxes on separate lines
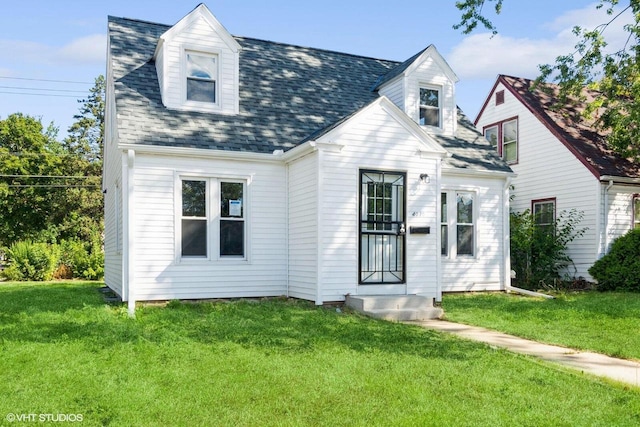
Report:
0,1,632,138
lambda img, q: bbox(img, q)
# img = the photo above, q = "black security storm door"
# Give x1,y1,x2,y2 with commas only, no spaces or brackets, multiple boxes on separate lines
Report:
359,170,406,284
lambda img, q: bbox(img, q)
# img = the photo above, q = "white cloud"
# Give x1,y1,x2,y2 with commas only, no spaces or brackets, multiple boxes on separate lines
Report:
0,34,106,68
448,2,634,81
57,34,107,65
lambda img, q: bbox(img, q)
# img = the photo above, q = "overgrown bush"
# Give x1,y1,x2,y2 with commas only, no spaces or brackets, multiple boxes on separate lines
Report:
510,209,587,290
589,229,640,291
59,237,104,280
2,236,104,282
2,241,59,281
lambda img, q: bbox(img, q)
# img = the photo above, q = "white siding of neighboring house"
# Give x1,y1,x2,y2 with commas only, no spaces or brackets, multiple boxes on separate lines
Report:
128,153,287,300
476,82,600,280
441,174,508,292
287,151,319,302
314,101,442,302
603,184,640,252
156,13,239,114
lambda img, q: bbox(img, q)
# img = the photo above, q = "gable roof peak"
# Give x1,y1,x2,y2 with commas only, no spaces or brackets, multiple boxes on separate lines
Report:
373,44,458,91
154,2,241,59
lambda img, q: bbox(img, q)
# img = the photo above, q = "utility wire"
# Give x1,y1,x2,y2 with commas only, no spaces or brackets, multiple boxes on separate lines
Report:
5,184,100,188
0,76,93,85
0,85,87,95
0,174,98,179
0,91,85,98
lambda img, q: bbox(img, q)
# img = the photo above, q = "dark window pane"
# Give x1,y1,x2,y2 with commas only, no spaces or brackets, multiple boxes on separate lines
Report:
457,193,473,224
441,193,447,222
187,78,216,103
420,107,439,127
182,180,206,217
534,202,554,226
457,225,474,255
182,219,207,257
220,220,244,256
441,224,448,256
221,182,244,218
420,88,439,107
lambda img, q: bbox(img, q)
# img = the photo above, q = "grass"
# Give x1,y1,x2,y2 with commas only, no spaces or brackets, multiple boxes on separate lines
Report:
1,282,640,426
443,291,640,360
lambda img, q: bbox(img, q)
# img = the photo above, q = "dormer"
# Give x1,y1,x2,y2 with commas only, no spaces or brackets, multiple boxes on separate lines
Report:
374,45,459,136
153,4,241,114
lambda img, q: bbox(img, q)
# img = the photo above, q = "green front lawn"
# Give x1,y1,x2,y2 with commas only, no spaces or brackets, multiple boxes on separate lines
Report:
443,291,640,360
1,282,640,426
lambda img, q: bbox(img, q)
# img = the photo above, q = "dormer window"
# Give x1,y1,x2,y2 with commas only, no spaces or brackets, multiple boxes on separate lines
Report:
419,87,441,127
186,51,218,104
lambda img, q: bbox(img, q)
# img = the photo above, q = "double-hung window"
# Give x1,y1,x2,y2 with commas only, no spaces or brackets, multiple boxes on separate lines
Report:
419,87,440,127
180,178,246,260
533,199,556,235
483,118,518,164
441,191,475,257
186,51,218,104
633,194,640,230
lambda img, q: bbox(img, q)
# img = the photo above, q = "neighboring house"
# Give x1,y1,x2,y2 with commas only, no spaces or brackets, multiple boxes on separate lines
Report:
103,4,514,308
475,74,640,281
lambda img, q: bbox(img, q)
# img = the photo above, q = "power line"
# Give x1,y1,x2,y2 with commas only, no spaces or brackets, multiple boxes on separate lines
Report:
0,174,98,179
0,76,93,85
0,91,84,98
0,85,87,95
4,184,100,188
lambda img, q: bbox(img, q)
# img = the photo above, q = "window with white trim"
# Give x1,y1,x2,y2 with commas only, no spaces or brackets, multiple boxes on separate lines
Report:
441,191,475,257
419,87,440,127
483,118,518,164
633,194,640,230
180,178,246,260
186,51,218,104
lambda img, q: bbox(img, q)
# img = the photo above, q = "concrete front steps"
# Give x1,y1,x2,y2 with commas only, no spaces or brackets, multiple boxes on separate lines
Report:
345,295,443,321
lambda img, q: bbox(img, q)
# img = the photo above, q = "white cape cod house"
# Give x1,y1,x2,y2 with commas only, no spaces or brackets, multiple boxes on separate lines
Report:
103,4,514,310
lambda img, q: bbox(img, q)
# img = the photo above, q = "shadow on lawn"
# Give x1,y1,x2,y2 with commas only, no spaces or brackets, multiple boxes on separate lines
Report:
0,283,480,360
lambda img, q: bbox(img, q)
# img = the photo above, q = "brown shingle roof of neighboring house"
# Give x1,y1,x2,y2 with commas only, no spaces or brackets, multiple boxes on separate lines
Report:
479,74,640,179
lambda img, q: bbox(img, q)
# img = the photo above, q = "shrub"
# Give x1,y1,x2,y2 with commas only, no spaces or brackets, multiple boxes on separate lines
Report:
2,240,59,281
59,238,104,281
510,209,587,290
589,229,640,291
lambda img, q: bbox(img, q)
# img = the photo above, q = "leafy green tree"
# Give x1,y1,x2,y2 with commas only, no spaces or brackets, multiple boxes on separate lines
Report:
455,0,640,161
0,113,68,245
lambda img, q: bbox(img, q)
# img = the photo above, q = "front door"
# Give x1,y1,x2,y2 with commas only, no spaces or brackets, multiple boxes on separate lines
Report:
359,170,406,285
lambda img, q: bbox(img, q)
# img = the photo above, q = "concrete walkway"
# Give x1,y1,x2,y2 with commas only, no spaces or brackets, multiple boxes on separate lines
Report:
408,319,640,388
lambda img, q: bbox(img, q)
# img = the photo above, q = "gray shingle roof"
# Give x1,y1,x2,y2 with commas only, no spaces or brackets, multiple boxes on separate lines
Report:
436,108,514,174
109,16,397,153
108,15,512,174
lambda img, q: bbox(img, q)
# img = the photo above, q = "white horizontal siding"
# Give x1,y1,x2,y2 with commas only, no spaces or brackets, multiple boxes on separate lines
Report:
477,82,600,280
378,78,404,112
103,49,123,297
605,185,640,250
131,154,287,300
317,105,441,302
158,14,238,114
441,175,506,292
405,57,456,136
287,152,318,301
